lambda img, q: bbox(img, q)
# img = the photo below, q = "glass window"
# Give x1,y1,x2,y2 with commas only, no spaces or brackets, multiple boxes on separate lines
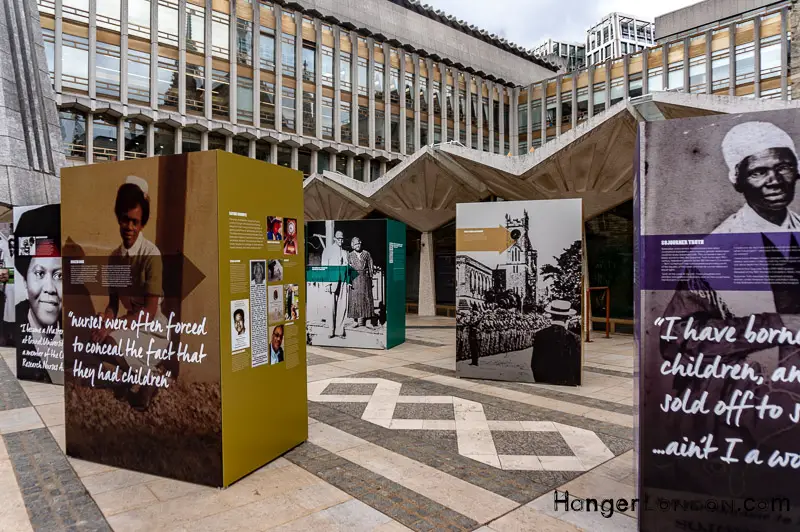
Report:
211,68,230,118
667,62,683,91
303,91,315,136
124,119,147,159
259,27,275,71
129,0,151,38
211,12,229,59
92,114,118,162
420,77,428,112
42,29,55,84
233,137,250,157
405,73,414,110
647,67,663,92
375,109,385,149
357,58,368,95
340,101,351,144
531,101,543,129
302,44,316,82
560,94,572,124
321,96,333,139
256,139,271,162
281,33,296,77
154,124,175,155
208,132,226,151
60,110,86,160
592,83,605,115
420,122,428,146
390,113,400,152
298,148,312,177
96,0,120,30
357,105,368,147
157,56,179,110
238,77,254,123
470,93,478,122
735,42,755,85
370,159,381,179
761,35,781,79
406,116,414,152
321,46,333,86
158,0,179,46
545,96,556,128
186,4,205,53
182,129,201,153
433,81,441,113
96,42,121,98
391,68,400,103
340,52,352,91
236,18,252,66
689,57,706,92
628,75,643,99
277,144,292,167
610,78,625,105
374,63,384,99
317,152,330,174
128,49,150,103
458,89,466,124
711,49,730,91
63,0,89,23
260,80,275,129
354,157,365,182
281,87,295,132
62,33,89,92
185,62,205,114
336,154,347,174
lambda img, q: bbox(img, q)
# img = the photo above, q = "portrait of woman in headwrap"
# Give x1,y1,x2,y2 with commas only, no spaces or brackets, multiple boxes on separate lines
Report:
347,236,374,328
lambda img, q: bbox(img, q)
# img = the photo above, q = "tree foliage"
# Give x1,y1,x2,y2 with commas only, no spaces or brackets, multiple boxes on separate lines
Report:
540,240,582,309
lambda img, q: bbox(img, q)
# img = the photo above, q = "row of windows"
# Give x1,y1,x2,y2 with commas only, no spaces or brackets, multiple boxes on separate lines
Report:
59,109,401,179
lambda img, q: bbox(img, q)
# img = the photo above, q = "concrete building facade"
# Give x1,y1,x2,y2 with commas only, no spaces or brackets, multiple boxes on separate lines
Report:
532,39,586,72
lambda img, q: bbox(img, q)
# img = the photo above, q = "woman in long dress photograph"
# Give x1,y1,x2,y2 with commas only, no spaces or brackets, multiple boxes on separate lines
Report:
347,237,374,328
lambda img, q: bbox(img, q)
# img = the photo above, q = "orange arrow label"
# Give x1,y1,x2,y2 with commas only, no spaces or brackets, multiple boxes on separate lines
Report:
457,226,513,253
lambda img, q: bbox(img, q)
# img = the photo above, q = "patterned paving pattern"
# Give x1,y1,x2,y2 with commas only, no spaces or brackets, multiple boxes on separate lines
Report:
309,377,614,471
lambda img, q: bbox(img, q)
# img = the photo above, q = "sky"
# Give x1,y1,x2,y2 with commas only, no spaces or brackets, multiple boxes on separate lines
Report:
423,0,704,49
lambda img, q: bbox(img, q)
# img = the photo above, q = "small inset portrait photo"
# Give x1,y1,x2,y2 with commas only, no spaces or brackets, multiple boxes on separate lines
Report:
230,299,251,351
284,284,299,321
267,259,283,282
269,324,285,365
267,216,283,242
283,218,298,255
268,285,284,324
250,260,266,285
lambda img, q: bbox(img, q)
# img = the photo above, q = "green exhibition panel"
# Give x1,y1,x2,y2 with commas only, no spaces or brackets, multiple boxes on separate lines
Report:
306,219,406,350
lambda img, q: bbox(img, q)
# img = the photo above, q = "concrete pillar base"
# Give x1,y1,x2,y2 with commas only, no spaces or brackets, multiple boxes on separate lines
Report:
418,231,436,316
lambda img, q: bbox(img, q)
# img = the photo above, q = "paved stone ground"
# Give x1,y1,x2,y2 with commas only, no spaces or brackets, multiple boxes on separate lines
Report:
0,315,637,531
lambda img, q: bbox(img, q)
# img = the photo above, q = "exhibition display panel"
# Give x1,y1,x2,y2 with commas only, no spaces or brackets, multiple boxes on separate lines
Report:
306,219,406,350
61,152,307,487
455,199,584,385
637,109,800,530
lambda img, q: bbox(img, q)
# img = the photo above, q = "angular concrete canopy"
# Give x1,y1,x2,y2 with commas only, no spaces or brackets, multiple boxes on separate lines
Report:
304,92,800,232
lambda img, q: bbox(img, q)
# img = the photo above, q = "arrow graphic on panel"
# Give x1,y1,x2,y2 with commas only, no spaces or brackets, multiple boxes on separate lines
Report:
456,226,514,253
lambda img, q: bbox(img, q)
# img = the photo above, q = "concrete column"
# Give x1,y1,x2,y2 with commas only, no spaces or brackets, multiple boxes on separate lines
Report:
380,160,387,176
363,156,371,182
229,1,238,124
476,77,483,151
571,76,577,128
86,113,94,162
399,49,407,155
367,38,376,149
682,38,690,92
418,231,436,317
526,82,533,151
439,63,447,143
174,127,182,154
605,58,611,109
146,122,155,156
55,0,63,94
310,150,318,174
510,86,518,154
88,0,97,100
754,15,762,98
346,154,354,177
498,86,505,153
333,26,341,142
426,58,434,146
315,20,323,139
225,134,233,152
270,142,277,163
290,146,298,169
705,30,713,94
120,0,129,105
248,138,256,158
204,0,212,119
661,44,668,92
790,7,800,99
200,130,208,151
384,43,391,150
555,77,562,137
728,22,736,97
587,66,595,119
117,120,125,161
487,81,494,153
642,48,649,95
274,5,283,132
413,54,421,151
780,6,789,100
328,151,335,171
350,30,358,145
465,73,472,149
294,12,303,133
252,1,261,128
177,0,187,116
539,81,546,145
453,70,460,144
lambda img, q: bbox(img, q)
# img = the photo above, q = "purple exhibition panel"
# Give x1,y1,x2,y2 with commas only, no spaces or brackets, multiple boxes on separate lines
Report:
637,110,800,532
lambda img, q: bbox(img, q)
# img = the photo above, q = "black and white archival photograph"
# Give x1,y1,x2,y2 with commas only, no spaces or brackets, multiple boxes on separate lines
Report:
306,219,387,349
455,199,583,385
